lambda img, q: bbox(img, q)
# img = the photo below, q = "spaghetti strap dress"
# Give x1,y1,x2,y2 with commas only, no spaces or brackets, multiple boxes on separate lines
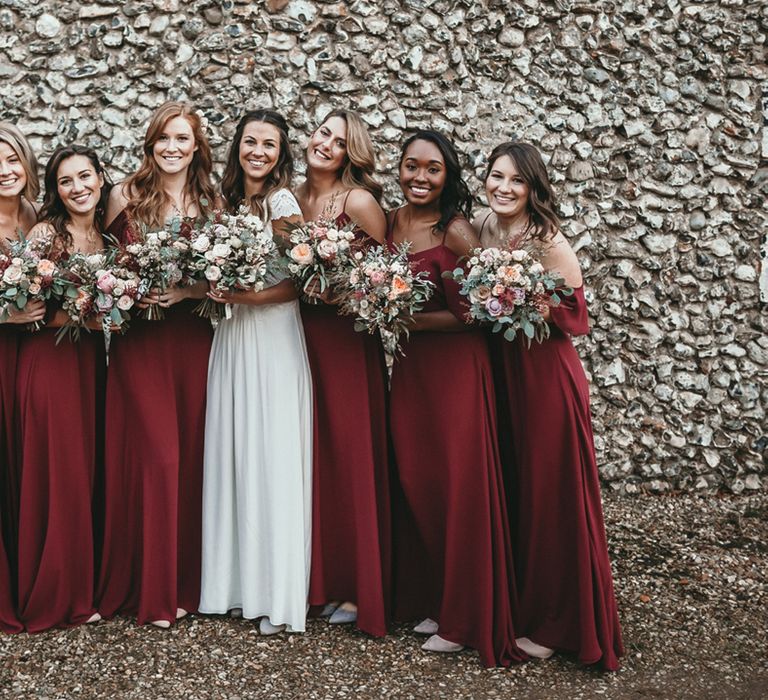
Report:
0,323,21,633
96,209,213,625
14,243,105,632
488,284,624,670
388,218,524,668
299,196,391,637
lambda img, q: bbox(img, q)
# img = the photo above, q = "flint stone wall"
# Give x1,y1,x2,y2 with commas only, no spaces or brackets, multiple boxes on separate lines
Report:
1,0,766,493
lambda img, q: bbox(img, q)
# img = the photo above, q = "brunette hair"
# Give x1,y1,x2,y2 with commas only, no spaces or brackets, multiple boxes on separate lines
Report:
399,130,472,234
125,101,216,228
38,144,112,248
484,142,560,241
0,122,40,202
315,109,383,202
221,110,293,217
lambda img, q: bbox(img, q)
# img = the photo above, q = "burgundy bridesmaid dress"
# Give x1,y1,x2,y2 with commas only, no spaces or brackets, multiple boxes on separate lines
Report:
489,285,624,671
0,324,21,633
15,321,104,632
389,228,524,668
96,210,212,625
301,210,391,638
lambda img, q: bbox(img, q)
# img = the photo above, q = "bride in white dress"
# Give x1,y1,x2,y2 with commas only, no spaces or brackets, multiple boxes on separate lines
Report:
199,110,312,634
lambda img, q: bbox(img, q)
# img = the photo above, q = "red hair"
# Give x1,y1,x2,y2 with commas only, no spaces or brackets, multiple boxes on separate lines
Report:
126,101,216,229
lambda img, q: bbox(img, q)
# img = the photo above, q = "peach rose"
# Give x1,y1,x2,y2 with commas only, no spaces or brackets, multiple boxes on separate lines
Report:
36,259,57,277
290,243,314,266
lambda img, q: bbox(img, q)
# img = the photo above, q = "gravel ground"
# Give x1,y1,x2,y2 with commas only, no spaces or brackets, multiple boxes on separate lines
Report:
2,492,767,700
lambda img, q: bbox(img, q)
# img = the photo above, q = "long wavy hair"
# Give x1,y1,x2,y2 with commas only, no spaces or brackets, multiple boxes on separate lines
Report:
315,109,383,202
39,144,112,248
221,110,293,217
125,101,216,228
484,142,560,241
399,130,472,234
0,122,39,202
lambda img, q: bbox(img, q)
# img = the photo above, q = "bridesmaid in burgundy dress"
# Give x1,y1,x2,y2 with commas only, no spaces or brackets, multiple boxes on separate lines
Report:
295,110,391,636
476,142,623,670
15,144,110,631
96,102,215,628
388,131,523,667
0,123,40,633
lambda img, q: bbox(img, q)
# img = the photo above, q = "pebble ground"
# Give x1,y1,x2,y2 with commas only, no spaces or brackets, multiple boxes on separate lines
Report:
2,492,766,699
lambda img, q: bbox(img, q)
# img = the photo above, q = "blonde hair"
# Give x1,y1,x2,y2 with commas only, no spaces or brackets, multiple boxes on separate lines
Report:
318,109,382,202
126,101,216,229
0,122,40,202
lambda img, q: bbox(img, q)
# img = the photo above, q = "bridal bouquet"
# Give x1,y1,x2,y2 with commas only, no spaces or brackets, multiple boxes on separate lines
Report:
122,218,191,320
285,218,357,302
447,246,570,344
0,235,69,330
57,250,147,351
188,206,277,323
336,243,434,356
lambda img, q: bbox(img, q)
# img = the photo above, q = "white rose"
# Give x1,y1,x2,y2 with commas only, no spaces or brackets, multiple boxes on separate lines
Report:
2,264,23,284
212,243,231,258
511,250,528,262
205,265,222,281
317,239,338,260
192,235,210,252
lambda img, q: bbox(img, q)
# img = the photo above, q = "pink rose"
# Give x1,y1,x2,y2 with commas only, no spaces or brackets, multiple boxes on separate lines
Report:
485,297,504,317
116,295,134,311
369,270,386,285
97,272,117,294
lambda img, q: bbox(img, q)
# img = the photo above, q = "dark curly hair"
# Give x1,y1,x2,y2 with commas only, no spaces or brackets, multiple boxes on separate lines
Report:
398,130,472,234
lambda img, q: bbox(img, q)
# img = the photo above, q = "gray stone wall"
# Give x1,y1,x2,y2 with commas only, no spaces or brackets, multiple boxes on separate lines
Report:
1,0,766,492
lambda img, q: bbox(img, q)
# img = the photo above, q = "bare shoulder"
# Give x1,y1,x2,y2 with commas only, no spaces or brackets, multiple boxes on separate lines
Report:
344,188,380,215
470,207,492,233
541,230,583,287
444,216,480,257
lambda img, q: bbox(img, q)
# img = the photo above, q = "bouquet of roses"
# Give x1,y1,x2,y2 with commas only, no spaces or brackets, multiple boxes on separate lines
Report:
0,235,69,330
122,217,191,320
335,242,435,356
187,206,278,324
57,249,147,353
446,246,571,344
286,217,357,302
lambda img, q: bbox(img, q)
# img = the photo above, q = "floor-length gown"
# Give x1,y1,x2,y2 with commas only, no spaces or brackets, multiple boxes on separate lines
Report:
389,225,524,668
0,324,21,633
199,190,312,630
97,210,212,625
15,322,104,632
489,285,624,671
301,205,391,638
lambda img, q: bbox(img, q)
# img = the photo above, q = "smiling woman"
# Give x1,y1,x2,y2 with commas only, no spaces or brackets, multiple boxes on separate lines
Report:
0,122,39,635
199,110,313,637
296,110,392,638
96,102,215,630
14,144,111,633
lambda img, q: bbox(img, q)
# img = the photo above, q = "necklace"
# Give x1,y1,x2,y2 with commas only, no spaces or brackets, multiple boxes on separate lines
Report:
493,216,531,248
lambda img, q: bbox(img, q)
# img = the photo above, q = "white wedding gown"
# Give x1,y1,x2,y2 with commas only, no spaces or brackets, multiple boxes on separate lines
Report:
199,189,312,631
